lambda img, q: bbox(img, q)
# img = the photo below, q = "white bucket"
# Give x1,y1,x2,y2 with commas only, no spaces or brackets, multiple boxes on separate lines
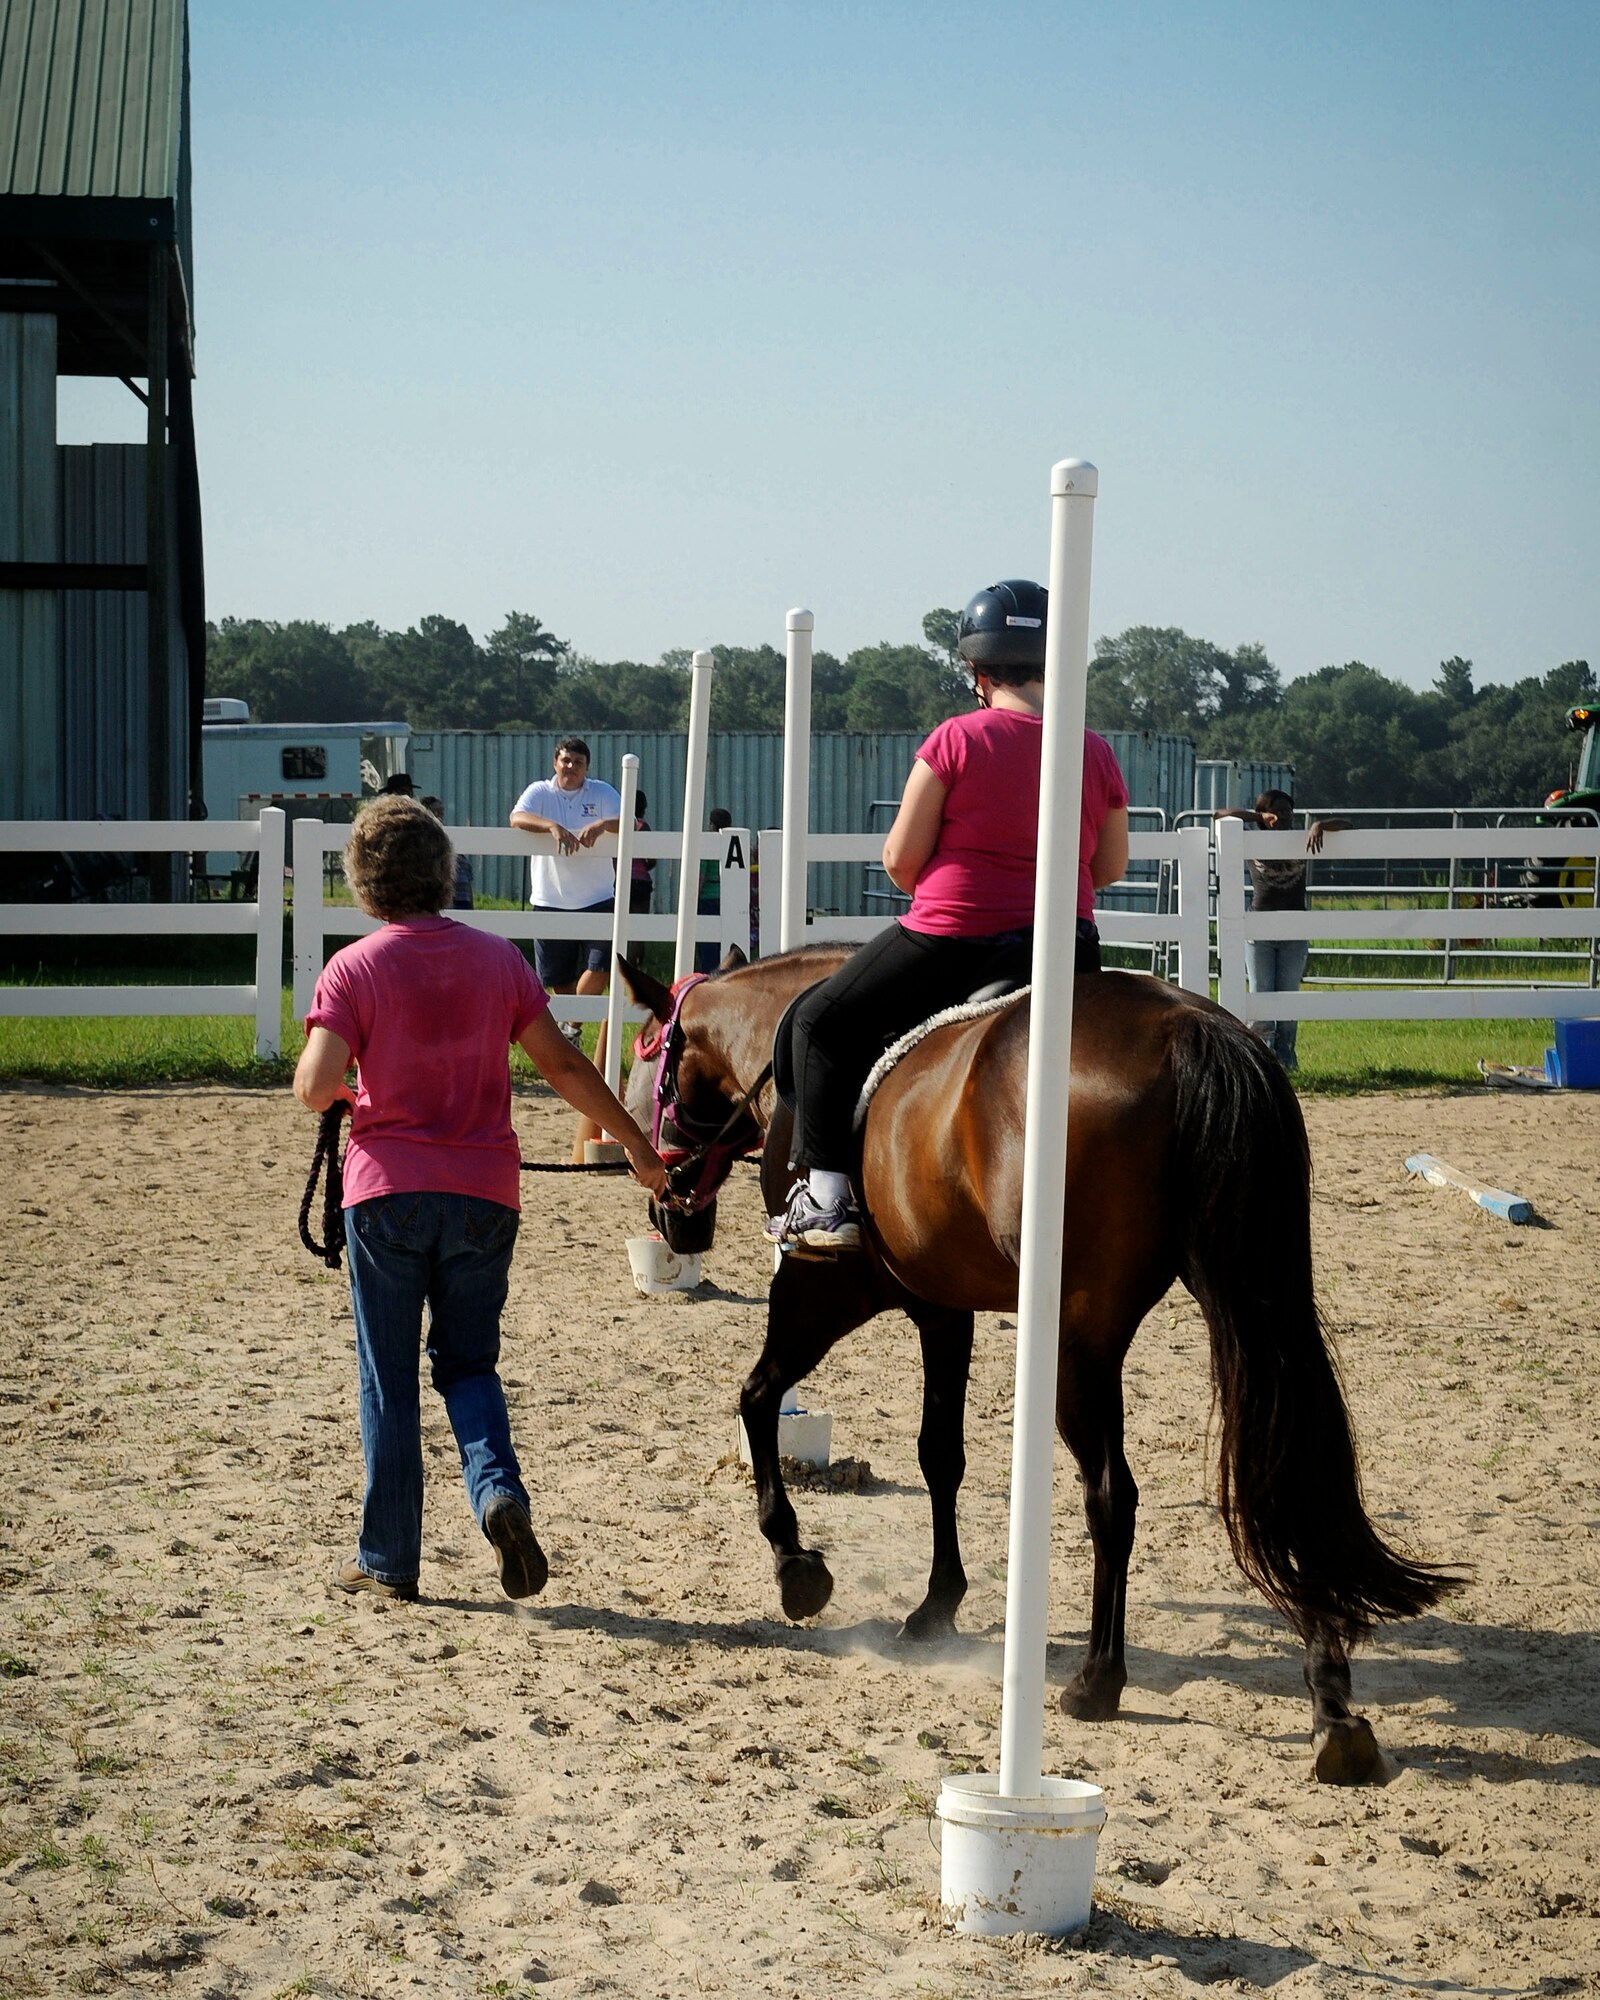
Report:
624,1234,702,1295
937,1772,1105,1936
736,1409,833,1470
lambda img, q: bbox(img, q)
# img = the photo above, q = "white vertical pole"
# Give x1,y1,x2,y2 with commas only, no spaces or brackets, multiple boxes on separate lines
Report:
675,651,716,982
779,609,814,953
997,459,1098,1800
253,807,286,1058
604,754,640,1101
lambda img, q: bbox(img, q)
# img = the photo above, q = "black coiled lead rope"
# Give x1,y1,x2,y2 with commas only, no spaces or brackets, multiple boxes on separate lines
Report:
298,1102,351,1269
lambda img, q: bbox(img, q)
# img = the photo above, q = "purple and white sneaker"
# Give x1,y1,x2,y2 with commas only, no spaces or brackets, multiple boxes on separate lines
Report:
765,1180,862,1253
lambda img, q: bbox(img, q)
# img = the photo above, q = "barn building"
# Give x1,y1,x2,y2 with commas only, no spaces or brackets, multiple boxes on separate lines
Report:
1,0,204,837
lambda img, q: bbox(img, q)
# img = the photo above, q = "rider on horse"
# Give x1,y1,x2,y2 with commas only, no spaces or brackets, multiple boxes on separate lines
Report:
768,578,1131,1254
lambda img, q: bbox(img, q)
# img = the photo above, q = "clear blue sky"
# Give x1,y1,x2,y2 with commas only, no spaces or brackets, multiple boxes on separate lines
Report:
62,1,1600,691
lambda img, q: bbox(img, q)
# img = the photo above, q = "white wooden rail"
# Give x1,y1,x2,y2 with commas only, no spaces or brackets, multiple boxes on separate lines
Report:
0,810,287,1057
5,816,1597,1063
755,827,1214,994
288,821,751,1027
1215,821,1600,1024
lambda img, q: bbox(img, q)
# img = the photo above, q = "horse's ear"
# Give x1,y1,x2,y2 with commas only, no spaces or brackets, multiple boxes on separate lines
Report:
718,944,748,972
617,953,675,1022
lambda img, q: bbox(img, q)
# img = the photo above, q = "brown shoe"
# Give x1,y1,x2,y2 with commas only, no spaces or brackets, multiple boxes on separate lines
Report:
483,1497,548,1600
330,1560,418,1603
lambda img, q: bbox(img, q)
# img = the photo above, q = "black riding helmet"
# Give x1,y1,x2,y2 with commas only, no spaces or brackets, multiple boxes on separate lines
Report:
956,579,1049,675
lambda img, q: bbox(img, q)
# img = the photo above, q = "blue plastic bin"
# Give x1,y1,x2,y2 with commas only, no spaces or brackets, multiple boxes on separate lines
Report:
1550,1019,1600,1088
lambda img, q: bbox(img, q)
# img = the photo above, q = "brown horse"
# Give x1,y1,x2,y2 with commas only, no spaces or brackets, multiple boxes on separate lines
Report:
620,944,1458,1782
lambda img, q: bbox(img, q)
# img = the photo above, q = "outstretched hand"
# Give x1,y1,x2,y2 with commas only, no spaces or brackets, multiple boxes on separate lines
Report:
625,1140,670,1199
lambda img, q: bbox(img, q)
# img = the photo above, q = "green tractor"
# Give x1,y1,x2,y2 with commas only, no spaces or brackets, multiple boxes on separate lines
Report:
1522,704,1599,908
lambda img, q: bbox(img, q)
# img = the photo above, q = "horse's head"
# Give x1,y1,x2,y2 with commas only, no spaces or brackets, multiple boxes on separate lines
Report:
620,948,758,1255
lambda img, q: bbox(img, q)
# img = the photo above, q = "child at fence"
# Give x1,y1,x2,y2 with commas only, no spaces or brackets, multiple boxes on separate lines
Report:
294,795,668,1604
1212,790,1349,1072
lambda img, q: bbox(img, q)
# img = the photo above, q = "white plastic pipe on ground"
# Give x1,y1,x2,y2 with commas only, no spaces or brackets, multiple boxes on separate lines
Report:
779,610,814,953
603,753,640,1104
674,652,716,982
997,459,1098,1799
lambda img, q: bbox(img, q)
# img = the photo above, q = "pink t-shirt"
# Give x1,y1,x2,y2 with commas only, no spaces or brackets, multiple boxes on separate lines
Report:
903,711,1129,935
306,916,549,1210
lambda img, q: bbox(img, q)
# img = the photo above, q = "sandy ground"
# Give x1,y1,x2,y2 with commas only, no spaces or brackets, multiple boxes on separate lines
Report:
1,1078,1597,1999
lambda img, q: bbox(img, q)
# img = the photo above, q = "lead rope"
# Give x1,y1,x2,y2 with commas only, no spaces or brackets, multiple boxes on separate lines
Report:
298,1101,351,1269
297,1109,655,1269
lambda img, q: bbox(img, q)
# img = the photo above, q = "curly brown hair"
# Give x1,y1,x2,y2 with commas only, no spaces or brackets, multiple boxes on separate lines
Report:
343,796,456,920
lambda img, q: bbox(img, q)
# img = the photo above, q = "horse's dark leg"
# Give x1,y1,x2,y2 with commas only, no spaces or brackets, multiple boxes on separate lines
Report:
739,1251,887,1623
898,1307,974,1642
1054,1340,1138,1721
1304,1630,1385,1784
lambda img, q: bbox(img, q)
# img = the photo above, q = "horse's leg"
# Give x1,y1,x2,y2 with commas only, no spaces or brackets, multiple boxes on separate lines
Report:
739,1251,888,1623
899,1306,975,1642
1304,1630,1386,1784
1053,1336,1138,1721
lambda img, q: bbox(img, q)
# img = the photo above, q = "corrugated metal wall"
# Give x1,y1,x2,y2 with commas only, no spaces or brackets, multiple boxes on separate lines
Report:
0,0,186,202
58,441,187,821
0,311,59,818
1193,758,1298,815
409,726,1201,915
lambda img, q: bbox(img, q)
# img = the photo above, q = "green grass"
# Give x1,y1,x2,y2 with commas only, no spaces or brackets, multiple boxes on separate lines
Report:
0,918,677,1087
1289,1015,1556,1094
0,985,1570,1094
0,997,631,1089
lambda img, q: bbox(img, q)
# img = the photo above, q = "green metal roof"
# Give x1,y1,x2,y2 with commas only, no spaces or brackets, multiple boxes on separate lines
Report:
0,0,184,205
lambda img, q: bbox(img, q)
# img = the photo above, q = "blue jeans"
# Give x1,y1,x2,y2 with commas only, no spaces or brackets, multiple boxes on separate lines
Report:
1246,937,1310,1070
345,1193,529,1586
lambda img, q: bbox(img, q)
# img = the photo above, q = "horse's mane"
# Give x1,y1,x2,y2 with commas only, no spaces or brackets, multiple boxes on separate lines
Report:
727,939,860,977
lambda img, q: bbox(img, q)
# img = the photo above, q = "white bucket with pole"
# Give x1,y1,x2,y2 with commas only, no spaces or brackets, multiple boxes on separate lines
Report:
625,1233,702,1294
937,1774,1106,1935
937,459,1107,1937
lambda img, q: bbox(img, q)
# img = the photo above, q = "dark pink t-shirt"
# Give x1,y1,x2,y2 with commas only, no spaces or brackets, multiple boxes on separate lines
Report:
306,916,549,1210
903,711,1129,935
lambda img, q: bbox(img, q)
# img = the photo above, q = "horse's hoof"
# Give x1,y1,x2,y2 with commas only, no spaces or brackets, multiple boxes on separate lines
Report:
897,1602,959,1645
1058,1672,1124,1722
777,1552,834,1622
1312,1716,1388,1786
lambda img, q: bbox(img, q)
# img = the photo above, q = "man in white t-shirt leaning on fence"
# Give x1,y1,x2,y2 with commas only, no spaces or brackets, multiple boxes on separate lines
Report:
509,738,622,1041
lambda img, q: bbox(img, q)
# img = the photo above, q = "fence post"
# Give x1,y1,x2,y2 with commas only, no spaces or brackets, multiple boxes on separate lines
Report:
1174,825,1211,994
720,826,751,965
1215,816,1248,1021
757,831,781,959
253,809,286,1058
292,817,327,1024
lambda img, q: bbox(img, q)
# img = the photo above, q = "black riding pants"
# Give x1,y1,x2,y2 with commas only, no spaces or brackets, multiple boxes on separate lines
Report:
789,917,1101,1172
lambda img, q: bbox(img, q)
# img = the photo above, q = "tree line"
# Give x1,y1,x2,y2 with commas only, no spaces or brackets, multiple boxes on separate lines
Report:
207,610,1594,811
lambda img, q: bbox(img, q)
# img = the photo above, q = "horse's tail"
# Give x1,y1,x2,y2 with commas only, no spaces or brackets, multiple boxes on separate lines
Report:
1168,1007,1461,1643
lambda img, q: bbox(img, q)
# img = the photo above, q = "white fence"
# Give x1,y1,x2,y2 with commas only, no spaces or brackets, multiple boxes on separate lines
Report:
4,815,1599,1062
1215,821,1600,1026
288,821,751,1028
0,810,287,1056
757,826,1215,994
